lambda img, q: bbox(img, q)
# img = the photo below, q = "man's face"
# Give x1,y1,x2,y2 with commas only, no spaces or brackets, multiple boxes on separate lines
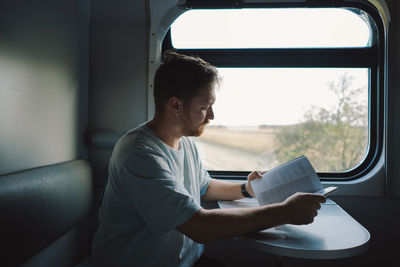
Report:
180,83,216,137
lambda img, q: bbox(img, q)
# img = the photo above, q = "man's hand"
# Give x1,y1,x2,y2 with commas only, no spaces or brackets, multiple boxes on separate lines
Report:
245,171,264,197
282,192,326,225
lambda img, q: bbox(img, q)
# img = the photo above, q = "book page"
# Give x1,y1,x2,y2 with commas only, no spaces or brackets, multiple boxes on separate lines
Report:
250,156,322,205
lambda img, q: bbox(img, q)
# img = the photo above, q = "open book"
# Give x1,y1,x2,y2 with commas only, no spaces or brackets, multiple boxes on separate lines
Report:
250,156,323,205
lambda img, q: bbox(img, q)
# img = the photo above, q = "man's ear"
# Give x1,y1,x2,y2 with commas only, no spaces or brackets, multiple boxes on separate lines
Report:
167,97,183,115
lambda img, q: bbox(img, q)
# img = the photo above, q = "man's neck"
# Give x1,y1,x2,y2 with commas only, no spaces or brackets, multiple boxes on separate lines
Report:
146,116,182,150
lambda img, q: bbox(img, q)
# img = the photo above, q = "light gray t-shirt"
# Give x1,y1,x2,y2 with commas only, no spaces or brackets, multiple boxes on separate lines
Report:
92,124,211,267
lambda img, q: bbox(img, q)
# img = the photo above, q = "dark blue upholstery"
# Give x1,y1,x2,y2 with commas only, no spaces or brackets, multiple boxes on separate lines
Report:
0,160,93,266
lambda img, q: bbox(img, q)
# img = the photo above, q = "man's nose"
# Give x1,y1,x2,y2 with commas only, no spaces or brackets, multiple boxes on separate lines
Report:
207,106,214,120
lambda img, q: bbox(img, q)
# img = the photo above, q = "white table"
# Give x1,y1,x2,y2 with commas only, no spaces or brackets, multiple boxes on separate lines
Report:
218,198,370,265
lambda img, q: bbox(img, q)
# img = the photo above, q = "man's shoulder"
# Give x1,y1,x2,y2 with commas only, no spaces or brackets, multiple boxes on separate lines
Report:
113,125,164,161
109,129,170,178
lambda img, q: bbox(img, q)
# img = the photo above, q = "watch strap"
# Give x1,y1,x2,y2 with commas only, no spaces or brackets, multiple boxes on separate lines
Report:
241,183,252,198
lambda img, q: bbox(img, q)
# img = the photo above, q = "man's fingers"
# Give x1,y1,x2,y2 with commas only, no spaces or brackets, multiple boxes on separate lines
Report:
314,203,321,210
316,195,326,203
307,193,326,203
249,171,262,179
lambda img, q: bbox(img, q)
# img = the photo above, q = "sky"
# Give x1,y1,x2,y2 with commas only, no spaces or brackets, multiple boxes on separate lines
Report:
171,8,370,126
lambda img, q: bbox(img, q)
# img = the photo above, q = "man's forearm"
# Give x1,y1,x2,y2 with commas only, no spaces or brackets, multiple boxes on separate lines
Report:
202,179,245,201
177,204,288,244
178,192,325,243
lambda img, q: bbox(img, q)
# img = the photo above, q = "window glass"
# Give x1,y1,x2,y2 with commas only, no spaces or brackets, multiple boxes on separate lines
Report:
195,68,369,172
171,9,371,48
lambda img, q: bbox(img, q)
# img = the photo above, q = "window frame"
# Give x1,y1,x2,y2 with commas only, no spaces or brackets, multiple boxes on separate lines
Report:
162,1,384,181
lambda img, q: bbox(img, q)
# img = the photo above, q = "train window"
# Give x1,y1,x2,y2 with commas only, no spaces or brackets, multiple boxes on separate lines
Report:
171,9,371,49
164,4,383,180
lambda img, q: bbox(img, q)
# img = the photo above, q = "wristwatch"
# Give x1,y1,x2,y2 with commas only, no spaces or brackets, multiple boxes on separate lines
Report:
241,183,253,198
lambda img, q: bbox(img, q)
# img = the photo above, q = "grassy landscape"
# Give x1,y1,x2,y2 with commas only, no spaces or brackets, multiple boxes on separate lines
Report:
195,125,368,172
195,126,281,171
198,126,278,154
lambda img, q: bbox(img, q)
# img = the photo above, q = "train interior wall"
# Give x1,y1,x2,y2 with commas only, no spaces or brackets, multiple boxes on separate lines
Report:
0,0,399,266
0,0,90,175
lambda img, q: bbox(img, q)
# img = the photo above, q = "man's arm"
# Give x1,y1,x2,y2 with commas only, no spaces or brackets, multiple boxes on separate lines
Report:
201,171,262,201
177,192,325,243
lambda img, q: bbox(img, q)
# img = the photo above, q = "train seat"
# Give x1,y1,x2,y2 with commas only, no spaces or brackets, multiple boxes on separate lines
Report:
0,160,93,267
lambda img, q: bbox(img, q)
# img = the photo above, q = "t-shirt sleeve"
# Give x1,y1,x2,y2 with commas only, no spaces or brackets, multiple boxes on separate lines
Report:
190,139,211,196
117,150,201,235
199,165,211,196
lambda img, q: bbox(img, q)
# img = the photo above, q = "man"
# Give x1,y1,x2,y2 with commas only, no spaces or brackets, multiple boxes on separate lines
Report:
92,51,325,266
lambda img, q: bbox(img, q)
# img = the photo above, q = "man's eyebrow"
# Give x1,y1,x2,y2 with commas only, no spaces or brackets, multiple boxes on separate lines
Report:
200,99,214,105
203,100,214,105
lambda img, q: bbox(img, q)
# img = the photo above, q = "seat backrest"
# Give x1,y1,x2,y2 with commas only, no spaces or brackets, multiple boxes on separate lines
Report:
0,160,93,266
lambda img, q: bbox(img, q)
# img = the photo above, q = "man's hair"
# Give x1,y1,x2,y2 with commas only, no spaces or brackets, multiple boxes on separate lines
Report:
153,50,220,114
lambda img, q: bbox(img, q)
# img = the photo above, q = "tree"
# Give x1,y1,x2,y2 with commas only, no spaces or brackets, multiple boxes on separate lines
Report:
275,73,368,172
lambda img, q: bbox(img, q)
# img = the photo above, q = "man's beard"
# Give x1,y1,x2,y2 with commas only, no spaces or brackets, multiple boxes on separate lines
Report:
182,120,209,137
